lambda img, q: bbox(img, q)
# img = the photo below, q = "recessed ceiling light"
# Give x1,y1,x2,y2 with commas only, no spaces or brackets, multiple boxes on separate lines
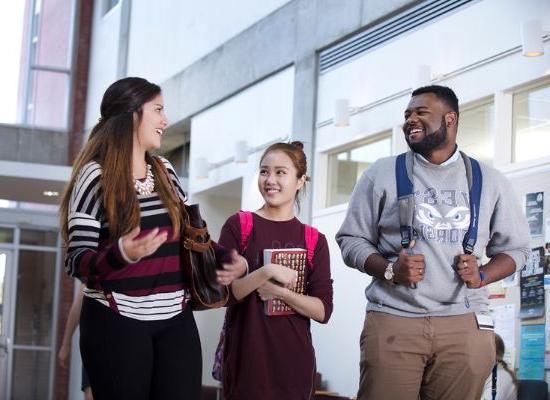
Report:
43,191,59,197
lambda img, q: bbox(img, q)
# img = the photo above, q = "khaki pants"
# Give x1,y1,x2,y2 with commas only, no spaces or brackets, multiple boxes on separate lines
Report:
358,311,495,400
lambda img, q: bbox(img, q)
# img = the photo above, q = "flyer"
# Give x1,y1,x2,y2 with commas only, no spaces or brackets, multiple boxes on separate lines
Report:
519,247,545,319
519,324,545,380
489,303,516,368
545,296,550,369
525,192,544,236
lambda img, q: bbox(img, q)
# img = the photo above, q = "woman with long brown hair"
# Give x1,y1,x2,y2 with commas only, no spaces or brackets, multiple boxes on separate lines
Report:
481,334,518,400
60,77,246,400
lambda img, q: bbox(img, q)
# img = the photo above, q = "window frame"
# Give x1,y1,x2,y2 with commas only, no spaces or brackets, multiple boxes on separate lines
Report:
511,79,550,165
324,130,392,208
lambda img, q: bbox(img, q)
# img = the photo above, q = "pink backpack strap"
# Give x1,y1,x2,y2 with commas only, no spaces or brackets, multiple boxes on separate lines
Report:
304,224,319,268
238,211,253,253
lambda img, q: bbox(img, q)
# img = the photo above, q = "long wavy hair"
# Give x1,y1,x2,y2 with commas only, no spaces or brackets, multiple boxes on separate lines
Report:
60,77,182,243
495,334,519,390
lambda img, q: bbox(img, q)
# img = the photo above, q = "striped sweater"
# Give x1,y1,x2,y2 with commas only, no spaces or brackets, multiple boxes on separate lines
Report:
66,157,190,321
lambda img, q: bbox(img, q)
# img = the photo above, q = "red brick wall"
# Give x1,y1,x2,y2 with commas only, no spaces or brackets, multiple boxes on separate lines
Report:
55,1,94,399
68,0,94,164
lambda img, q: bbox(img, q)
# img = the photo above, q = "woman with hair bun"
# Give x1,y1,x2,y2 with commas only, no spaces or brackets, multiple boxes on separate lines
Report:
217,141,334,400
481,334,518,400
60,77,246,400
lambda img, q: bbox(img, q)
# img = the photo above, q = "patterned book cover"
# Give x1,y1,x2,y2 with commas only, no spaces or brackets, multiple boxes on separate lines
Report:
263,248,307,316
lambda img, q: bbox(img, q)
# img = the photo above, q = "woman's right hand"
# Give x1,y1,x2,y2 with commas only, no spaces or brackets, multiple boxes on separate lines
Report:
121,227,168,262
58,342,70,368
264,264,298,288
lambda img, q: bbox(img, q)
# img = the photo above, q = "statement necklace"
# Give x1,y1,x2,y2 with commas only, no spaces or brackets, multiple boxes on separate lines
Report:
134,164,155,195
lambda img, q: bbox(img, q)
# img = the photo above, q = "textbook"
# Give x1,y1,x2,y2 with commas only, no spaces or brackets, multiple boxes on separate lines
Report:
263,248,307,316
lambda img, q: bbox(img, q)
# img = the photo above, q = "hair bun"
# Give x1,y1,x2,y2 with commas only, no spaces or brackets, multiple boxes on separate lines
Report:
290,141,304,150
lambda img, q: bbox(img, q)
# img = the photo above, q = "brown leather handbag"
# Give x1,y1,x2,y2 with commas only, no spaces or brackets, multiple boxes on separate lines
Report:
152,157,229,310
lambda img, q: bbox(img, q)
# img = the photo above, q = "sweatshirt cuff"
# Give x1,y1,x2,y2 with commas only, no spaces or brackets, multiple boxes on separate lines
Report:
356,248,379,274
117,237,141,264
502,249,530,272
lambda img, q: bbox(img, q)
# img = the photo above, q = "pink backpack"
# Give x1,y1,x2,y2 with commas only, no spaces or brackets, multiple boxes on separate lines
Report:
211,211,319,381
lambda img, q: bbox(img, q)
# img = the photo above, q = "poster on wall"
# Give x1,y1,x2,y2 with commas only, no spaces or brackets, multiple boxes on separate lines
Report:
502,271,518,288
520,247,545,319
545,296,550,369
525,192,544,236
519,324,545,380
488,280,506,299
490,303,516,369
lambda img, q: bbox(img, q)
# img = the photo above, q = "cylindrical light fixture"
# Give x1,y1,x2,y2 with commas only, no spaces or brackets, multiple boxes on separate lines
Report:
334,98,350,127
521,20,544,57
234,140,249,163
195,157,210,179
413,64,432,89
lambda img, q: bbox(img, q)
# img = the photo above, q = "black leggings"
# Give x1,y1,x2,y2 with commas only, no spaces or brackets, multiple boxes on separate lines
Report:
80,297,202,400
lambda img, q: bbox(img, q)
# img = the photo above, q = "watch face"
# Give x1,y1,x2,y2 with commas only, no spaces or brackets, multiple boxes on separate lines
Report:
384,268,394,280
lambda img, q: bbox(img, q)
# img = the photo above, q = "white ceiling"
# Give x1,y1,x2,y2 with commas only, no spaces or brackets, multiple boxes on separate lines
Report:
0,161,71,205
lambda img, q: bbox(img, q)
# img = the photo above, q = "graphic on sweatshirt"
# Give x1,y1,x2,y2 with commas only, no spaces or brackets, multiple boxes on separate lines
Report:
414,187,470,244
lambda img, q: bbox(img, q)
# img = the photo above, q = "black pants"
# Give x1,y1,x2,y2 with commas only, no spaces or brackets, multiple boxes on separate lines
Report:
80,297,202,400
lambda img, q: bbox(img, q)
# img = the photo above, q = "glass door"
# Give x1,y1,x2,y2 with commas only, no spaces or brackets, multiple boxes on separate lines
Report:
0,250,14,400
11,245,58,400
0,226,59,400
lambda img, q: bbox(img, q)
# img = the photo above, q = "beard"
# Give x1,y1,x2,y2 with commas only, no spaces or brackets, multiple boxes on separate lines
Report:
406,117,448,157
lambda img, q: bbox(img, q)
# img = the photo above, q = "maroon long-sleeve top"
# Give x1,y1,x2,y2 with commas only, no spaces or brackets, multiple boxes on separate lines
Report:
219,212,333,400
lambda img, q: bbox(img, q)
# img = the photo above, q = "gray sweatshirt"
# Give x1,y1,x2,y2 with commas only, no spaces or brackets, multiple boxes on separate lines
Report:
336,150,530,317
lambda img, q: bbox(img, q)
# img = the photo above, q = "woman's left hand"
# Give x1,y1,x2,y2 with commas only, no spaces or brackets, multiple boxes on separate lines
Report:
257,281,287,301
217,249,248,286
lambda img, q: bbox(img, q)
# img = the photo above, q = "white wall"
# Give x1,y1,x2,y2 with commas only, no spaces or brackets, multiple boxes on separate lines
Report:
312,0,550,396
127,0,291,83
189,66,295,200
316,0,550,153
86,0,291,131
84,2,122,130
311,204,371,394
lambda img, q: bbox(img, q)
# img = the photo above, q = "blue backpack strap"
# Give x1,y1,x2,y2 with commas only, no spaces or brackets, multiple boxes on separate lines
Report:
460,152,482,255
396,152,416,248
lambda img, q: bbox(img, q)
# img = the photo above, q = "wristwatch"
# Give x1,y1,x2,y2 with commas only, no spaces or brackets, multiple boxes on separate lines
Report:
384,262,395,281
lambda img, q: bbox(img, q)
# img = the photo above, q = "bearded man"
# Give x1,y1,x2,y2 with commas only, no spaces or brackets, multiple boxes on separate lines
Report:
336,85,530,400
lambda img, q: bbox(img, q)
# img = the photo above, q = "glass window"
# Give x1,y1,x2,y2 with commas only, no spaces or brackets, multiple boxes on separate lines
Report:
327,134,392,207
0,227,14,243
0,253,7,335
103,0,120,15
0,0,75,129
20,229,57,247
513,83,550,163
0,2,26,124
27,69,70,129
14,250,56,346
11,349,51,399
458,101,494,165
